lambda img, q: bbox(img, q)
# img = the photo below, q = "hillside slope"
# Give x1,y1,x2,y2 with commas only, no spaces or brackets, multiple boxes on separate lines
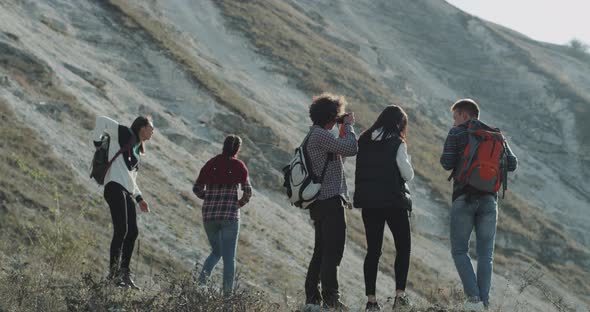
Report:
1,0,588,310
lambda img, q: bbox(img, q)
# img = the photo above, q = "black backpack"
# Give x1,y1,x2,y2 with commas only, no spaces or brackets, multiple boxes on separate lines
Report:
90,134,134,185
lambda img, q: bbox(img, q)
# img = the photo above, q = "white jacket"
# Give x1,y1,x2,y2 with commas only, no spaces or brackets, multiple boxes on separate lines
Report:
93,116,143,201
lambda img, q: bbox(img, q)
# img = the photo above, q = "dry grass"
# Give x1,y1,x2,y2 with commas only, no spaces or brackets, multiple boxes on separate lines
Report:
0,98,107,272
0,264,278,312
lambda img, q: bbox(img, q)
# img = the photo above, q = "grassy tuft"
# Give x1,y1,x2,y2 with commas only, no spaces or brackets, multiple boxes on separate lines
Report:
0,265,278,312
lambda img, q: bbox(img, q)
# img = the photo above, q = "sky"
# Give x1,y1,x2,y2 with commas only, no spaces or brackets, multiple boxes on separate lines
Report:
445,0,590,46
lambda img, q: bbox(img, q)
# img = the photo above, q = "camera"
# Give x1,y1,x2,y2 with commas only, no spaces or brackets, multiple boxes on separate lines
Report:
336,113,350,124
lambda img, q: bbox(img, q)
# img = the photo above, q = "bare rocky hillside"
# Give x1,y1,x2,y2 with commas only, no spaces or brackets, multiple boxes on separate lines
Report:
1,0,588,311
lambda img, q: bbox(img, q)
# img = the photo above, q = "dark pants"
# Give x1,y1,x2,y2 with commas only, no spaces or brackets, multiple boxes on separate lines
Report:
362,206,411,295
104,182,139,270
304,196,347,305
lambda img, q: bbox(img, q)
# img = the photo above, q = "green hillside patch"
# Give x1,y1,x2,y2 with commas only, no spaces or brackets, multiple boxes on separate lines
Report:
0,99,106,273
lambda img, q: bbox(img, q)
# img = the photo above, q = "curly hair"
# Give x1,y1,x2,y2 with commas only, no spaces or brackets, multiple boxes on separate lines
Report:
309,93,347,127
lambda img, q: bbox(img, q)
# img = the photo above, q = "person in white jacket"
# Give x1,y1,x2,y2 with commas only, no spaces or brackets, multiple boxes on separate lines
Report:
93,115,154,289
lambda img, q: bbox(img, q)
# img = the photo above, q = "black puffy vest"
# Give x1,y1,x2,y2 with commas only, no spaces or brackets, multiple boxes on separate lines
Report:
353,136,404,209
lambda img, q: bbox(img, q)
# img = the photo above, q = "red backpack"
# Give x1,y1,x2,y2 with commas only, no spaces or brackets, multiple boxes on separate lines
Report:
450,120,509,197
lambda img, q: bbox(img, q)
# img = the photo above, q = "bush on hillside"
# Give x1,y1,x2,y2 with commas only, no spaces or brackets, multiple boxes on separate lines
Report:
568,38,589,54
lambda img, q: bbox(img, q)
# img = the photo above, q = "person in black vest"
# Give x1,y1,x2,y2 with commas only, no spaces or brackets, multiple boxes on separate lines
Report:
353,106,414,312
93,115,154,289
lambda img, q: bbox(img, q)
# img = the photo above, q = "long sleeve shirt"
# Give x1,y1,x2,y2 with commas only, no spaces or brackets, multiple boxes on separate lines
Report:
306,124,358,200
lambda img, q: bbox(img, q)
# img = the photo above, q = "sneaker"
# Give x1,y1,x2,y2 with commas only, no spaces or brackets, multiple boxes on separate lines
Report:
393,294,413,311
303,303,321,312
463,298,485,311
119,268,140,290
365,301,382,311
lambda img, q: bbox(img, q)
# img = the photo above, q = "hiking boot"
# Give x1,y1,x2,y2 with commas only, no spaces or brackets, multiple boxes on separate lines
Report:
106,268,123,286
365,301,382,311
119,268,140,290
463,297,485,311
106,269,117,281
393,294,413,311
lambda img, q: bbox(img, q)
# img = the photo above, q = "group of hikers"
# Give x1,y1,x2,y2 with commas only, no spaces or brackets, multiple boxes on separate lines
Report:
92,93,517,312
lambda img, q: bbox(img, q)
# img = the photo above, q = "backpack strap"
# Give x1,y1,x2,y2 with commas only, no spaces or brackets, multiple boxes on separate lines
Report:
302,128,331,184
102,135,135,182
317,152,331,183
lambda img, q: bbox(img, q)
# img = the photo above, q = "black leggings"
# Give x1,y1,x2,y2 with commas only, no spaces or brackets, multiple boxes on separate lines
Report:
362,206,411,295
104,182,138,270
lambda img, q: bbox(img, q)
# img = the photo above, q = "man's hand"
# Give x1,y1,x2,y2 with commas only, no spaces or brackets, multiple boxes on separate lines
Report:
139,200,150,213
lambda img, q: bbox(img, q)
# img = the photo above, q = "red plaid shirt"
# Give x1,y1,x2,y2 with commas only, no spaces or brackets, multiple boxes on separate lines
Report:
193,179,252,221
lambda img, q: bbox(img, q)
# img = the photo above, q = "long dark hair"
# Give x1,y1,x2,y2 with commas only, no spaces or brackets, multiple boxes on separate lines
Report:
222,135,242,157
131,116,151,154
359,105,408,143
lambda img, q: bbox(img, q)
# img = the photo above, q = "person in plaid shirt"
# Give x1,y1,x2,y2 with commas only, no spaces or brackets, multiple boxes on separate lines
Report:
304,93,358,311
192,135,252,296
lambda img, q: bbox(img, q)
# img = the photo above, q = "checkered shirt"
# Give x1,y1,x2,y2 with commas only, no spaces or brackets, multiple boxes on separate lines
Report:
193,179,252,221
306,125,358,200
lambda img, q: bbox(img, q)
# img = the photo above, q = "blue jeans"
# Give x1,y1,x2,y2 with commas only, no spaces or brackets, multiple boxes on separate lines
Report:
198,219,240,295
450,194,497,306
